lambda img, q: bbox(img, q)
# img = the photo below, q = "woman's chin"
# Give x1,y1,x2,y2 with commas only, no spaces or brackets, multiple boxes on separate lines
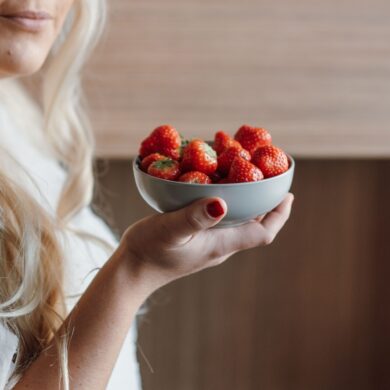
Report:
0,46,47,78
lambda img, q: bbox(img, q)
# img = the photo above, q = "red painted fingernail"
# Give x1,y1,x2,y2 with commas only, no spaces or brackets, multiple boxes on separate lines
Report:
206,200,225,218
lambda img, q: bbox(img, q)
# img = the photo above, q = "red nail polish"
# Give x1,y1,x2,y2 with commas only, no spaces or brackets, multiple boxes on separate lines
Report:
206,200,224,218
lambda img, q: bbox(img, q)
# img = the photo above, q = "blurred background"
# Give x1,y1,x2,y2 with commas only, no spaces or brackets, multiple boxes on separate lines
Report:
87,1,390,389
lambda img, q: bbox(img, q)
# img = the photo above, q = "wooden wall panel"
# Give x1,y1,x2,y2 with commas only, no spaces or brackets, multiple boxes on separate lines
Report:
86,0,390,158
95,159,390,390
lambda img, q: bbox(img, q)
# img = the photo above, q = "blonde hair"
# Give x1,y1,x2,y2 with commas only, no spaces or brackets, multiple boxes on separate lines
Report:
0,0,107,388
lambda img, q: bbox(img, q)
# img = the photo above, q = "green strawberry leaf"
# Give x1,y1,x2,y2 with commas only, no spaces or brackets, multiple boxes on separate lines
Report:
153,158,175,170
179,139,190,158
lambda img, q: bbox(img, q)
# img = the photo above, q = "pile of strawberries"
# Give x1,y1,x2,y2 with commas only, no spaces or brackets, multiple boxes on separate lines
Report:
138,125,290,184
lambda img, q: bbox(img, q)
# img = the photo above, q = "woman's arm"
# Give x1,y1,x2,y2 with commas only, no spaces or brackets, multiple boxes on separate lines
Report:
14,249,151,390
14,195,293,389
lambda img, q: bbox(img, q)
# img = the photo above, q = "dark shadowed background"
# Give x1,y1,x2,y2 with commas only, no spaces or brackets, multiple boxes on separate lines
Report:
94,160,390,390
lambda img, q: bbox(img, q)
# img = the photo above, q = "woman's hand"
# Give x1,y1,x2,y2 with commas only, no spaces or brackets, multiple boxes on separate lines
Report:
120,193,294,291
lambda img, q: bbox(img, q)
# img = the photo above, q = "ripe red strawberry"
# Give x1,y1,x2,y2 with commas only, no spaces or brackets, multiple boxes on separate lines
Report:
252,145,289,178
234,125,272,156
228,156,264,183
140,153,166,172
217,146,251,176
181,139,218,175
178,171,212,184
147,158,180,180
213,131,241,155
139,125,181,160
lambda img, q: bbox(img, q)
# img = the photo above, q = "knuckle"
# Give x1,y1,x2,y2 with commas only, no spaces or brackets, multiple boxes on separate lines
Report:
209,256,226,267
210,247,223,260
262,231,275,246
184,207,204,231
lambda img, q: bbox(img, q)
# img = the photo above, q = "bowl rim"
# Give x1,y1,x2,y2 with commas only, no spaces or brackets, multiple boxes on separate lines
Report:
133,153,295,187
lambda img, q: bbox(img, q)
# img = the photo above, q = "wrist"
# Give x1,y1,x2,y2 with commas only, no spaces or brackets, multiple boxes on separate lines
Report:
109,242,164,298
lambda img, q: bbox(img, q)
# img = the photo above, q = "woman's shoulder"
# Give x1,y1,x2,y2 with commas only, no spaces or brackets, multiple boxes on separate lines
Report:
0,322,18,390
0,320,18,344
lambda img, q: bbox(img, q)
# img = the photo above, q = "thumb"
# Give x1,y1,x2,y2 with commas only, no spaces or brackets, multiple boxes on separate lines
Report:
159,198,227,243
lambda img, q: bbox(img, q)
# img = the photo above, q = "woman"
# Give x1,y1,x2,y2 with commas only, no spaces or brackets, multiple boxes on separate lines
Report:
0,0,294,388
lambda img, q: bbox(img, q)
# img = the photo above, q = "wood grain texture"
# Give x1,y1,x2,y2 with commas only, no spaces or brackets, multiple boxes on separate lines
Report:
95,159,390,390
86,0,390,158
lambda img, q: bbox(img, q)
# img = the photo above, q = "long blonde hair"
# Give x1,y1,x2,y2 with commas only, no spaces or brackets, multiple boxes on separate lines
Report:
0,0,107,387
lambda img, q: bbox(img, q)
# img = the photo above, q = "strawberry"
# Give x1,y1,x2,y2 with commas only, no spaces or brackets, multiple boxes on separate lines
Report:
234,125,272,156
252,145,289,178
217,146,251,176
178,171,212,184
139,125,181,160
181,139,218,175
140,153,166,172
147,158,180,180
213,130,241,155
227,156,264,183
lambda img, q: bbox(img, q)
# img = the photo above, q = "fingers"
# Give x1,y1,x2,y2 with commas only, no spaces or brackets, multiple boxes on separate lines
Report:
254,214,266,223
156,197,227,244
259,193,294,241
210,193,294,255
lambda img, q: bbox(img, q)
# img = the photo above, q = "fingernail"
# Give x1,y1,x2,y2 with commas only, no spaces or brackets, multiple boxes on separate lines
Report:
206,200,225,218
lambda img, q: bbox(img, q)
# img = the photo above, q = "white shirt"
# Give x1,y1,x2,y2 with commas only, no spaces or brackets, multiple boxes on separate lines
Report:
0,104,142,389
